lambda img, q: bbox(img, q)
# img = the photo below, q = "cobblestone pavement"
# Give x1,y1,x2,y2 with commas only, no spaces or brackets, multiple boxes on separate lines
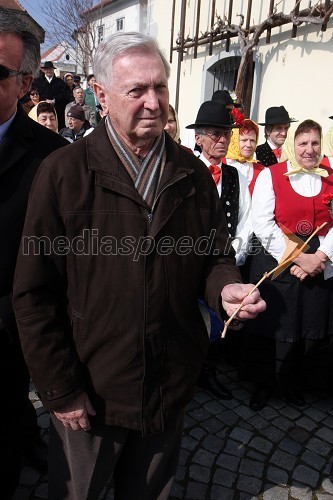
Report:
14,360,333,500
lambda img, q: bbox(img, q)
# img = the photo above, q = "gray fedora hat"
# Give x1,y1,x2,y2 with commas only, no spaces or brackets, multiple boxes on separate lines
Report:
258,106,297,126
186,100,239,129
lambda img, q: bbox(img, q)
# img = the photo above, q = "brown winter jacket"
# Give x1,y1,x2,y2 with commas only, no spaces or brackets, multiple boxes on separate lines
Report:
13,122,241,435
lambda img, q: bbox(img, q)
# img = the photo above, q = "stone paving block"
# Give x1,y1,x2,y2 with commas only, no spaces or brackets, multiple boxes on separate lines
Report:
317,495,333,500
213,467,237,488
303,407,326,422
188,407,213,422
210,485,235,500
306,437,331,457
288,427,311,443
203,400,226,415
239,458,264,478
181,435,199,452
263,485,289,500
183,415,196,429
216,452,241,472
189,464,211,483
301,450,326,471
201,417,226,434
270,449,297,470
231,388,251,401
279,437,302,455
233,404,257,420
292,464,319,488
170,482,185,499
189,427,206,442
192,449,216,468
216,409,239,426
290,483,312,500
193,391,212,405
185,481,208,499
279,405,302,420
323,415,333,429
260,406,279,420
246,450,266,462
178,449,190,466
229,427,253,444
237,474,263,495
316,427,333,444
267,466,288,485
175,465,186,481
270,398,286,410
223,439,246,458
249,436,273,455
295,416,317,432
321,478,333,495
313,398,333,412
202,434,225,454
260,425,285,443
272,416,294,432
247,414,270,430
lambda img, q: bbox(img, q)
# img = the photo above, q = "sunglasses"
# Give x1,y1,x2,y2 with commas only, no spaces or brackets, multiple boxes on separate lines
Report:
0,64,23,81
30,92,39,96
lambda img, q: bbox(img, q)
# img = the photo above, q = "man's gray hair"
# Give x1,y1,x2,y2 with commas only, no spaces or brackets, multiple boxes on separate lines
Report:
93,31,170,88
0,7,40,77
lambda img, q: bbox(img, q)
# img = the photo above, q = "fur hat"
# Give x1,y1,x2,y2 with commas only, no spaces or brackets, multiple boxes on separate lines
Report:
67,105,85,122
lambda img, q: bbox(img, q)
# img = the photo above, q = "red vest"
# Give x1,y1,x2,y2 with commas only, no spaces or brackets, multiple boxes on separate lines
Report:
270,162,333,236
249,163,265,196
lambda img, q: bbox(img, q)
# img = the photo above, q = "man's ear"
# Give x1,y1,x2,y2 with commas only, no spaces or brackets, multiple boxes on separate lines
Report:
18,75,33,99
195,133,202,147
93,82,106,105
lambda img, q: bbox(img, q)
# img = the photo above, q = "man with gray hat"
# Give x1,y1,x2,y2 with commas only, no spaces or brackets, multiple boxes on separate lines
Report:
33,60,71,129
59,104,93,142
256,105,297,167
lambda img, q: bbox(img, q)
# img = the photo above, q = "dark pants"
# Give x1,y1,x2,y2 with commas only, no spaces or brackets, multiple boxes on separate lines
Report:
49,410,184,500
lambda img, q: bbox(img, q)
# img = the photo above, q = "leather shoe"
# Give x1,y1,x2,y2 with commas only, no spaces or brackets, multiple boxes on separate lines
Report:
22,435,48,473
197,365,232,400
284,386,305,407
249,385,272,411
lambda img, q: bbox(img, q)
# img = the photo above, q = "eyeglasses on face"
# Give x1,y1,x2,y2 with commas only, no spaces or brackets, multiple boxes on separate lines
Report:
202,130,233,141
30,92,39,96
0,64,23,81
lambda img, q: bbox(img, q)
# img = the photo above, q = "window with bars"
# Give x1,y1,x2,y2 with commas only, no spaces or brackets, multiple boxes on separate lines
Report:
116,17,125,31
210,56,241,93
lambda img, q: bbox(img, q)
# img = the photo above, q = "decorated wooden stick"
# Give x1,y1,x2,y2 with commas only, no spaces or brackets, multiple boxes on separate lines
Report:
221,222,327,338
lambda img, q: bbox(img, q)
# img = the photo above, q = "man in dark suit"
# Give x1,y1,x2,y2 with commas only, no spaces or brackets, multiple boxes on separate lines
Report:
0,7,68,499
33,60,71,130
256,106,297,166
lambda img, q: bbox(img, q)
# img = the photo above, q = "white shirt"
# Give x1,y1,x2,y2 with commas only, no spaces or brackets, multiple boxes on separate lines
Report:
252,162,333,279
267,139,282,162
199,154,253,266
226,158,254,186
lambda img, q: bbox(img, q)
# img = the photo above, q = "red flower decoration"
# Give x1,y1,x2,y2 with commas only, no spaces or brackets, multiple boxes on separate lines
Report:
231,108,245,126
322,193,333,205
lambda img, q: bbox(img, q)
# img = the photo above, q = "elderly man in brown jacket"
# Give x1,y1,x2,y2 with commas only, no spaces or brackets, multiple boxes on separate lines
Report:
13,32,265,500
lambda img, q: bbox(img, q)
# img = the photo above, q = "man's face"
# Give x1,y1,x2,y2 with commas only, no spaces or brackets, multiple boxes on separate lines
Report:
95,49,169,147
88,77,96,88
266,123,290,147
195,127,232,162
65,75,73,87
43,67,54,78
73,88,84,105
0,33,32,124
68,116,84,133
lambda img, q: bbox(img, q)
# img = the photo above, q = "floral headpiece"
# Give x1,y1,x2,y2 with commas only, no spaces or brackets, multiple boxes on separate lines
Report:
231,108,245,127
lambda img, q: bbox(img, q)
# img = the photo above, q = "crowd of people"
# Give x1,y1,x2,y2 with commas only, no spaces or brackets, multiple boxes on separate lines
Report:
0,4,332,499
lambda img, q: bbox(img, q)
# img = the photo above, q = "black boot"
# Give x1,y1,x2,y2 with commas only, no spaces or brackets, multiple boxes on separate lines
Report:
249,384,272,411
197,364,232,400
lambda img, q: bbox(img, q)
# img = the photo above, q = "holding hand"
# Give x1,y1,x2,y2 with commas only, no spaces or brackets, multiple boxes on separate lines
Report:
221,283,266,321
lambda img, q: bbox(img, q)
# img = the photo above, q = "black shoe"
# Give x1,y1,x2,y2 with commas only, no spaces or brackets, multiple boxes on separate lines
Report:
197,365,232,400
22,435,48,473
284,386,305,407
249,385,271,411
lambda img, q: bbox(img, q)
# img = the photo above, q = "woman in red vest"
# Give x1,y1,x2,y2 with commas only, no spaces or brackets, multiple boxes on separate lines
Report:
240,119,333,411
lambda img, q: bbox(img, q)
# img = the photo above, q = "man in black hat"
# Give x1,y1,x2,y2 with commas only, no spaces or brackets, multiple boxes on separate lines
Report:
33,60,71,129
186,100,252,399
256,105,297,167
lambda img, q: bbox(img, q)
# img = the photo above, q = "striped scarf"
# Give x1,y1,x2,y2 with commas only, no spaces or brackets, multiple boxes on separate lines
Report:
106,116,165,208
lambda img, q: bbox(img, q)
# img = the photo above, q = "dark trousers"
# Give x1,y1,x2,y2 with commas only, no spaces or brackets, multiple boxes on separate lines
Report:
49,410,184,500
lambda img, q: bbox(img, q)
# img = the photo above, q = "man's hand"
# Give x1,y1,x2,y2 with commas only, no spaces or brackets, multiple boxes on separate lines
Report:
53,391,96,431
221,283,266,320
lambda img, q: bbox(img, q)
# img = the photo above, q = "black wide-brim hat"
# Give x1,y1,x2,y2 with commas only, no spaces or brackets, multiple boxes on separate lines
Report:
329,116,333,120
258,105,297,126
41,61,56,69
212,90,242,108
186,100,238,129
